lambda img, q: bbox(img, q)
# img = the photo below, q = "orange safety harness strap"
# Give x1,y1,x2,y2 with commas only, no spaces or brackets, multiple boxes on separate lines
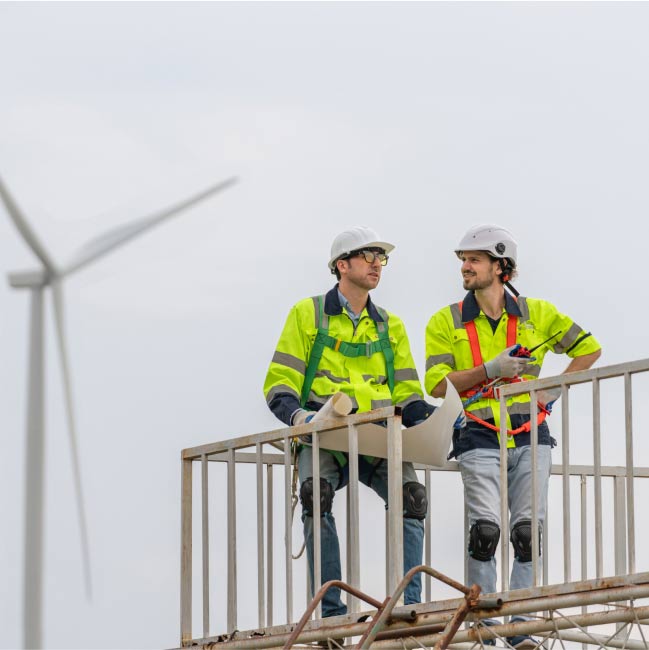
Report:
460,301,518,397
465,405,550,435
457,300,549,435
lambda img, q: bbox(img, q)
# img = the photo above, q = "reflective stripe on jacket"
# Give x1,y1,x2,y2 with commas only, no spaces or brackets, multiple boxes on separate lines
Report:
424,291,601,447
264,285,424,420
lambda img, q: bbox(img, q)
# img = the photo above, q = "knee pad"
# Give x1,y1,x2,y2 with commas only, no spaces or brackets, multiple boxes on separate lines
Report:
468,520,500,562
299,477,334,517
510,519,541,563
403,481,427,520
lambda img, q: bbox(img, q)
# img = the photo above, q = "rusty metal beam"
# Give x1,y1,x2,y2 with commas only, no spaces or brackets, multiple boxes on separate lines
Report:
181,574,649,649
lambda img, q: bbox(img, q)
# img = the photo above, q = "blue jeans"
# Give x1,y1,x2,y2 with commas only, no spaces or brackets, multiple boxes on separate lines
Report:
457,446,551,595
298,446,425,617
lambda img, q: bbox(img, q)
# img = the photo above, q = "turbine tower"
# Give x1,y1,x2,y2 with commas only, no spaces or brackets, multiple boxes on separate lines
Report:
0,174,238,650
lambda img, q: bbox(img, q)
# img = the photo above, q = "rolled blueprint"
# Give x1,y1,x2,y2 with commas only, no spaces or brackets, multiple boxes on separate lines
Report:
318,380,463,467
312,391,353,420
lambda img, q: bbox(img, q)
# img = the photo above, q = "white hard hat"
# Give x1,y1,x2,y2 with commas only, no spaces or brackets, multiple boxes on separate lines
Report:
455,224,518,266
328,226,395,272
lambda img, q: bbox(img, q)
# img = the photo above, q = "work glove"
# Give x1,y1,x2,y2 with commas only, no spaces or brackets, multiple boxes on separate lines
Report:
537,387,562,413
484,346,535,379
292,409,316,426
454,411,467,429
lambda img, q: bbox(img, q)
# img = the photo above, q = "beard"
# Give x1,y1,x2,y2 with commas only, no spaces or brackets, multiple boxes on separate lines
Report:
462,273,495,291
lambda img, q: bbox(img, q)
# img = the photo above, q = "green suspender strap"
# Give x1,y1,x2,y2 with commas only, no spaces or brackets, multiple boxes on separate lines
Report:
300,295,395,407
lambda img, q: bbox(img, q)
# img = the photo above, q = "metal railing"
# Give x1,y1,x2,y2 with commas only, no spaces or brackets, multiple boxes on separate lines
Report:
179,358,649,647
496,358,649,591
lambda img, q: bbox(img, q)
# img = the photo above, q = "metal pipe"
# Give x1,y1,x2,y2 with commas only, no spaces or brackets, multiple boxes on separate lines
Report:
283,580,385,650
180,458,193,645
561,382,571,582
227,448,237,632
625,372,636,573
283,436,292,624
201,454,210,637
312,428,322,619
542,507,548,588
581,473,588,650
358,565,474,649
347,422,360,613
425,469,432,603
580,475,587,582
255,443,265,629
369,605,649,650
266,464,273,627
346,481,351,611
613,476,627,577
592,378,603,578
499,397,509,593
530,392,539,587
433,584,482,650
386,412,404,598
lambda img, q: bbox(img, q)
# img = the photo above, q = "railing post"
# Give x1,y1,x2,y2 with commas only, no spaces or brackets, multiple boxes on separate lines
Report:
201,454,210,638
386,409,404,599
266,463,274,627
425,468,432,603
580,473,588,650
256,443,265,629
561,383,572,583
283,435,293,624
624,372,636,573
499,396,509,593
312,427,322,619
347,422,361,613
180,457,193,646
613,474,629,638
227,448,237,632
530,391,539,587
613,475,628,576
592,378,603,578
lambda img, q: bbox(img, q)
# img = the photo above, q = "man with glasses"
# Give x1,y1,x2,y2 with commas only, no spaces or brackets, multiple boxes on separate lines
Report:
264,226,435,623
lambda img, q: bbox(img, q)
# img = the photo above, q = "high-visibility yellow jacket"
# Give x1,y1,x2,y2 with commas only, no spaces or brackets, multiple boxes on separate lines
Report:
425,291,601,451
264,286,429,429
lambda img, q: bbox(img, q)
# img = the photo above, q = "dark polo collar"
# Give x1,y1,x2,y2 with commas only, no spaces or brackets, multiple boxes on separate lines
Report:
460,290,522,323
324,284,384,322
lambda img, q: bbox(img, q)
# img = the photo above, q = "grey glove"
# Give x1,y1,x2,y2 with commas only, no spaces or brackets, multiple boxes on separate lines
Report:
292,409,316,426
484,346,533,379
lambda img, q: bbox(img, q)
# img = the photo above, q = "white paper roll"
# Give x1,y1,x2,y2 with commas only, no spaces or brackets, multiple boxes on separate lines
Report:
312,392,353,421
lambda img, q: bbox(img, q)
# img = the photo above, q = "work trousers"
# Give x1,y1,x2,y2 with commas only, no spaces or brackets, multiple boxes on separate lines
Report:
457,445,552,595
298,445,425,618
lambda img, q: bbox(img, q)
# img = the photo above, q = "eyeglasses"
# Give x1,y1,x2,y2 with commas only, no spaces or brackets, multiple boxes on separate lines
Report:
347,248,389,266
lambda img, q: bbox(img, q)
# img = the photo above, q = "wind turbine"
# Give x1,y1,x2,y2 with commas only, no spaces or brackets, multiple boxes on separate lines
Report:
0,174,238,650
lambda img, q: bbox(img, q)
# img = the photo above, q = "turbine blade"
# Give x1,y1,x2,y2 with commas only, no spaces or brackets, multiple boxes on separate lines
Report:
62,176,238,277
0,174,58,274
51,280,93,598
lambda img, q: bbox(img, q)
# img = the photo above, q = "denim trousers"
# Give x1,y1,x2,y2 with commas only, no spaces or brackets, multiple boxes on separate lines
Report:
457,445,552,595
298,445,425,617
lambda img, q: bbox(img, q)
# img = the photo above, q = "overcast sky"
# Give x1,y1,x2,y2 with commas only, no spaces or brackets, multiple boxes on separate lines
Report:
2,2,649,649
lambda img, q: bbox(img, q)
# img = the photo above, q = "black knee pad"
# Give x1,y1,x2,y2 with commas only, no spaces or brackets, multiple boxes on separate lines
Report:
403,481,427,520
299,477,334,517
468,520,500,562
510,519,541,563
